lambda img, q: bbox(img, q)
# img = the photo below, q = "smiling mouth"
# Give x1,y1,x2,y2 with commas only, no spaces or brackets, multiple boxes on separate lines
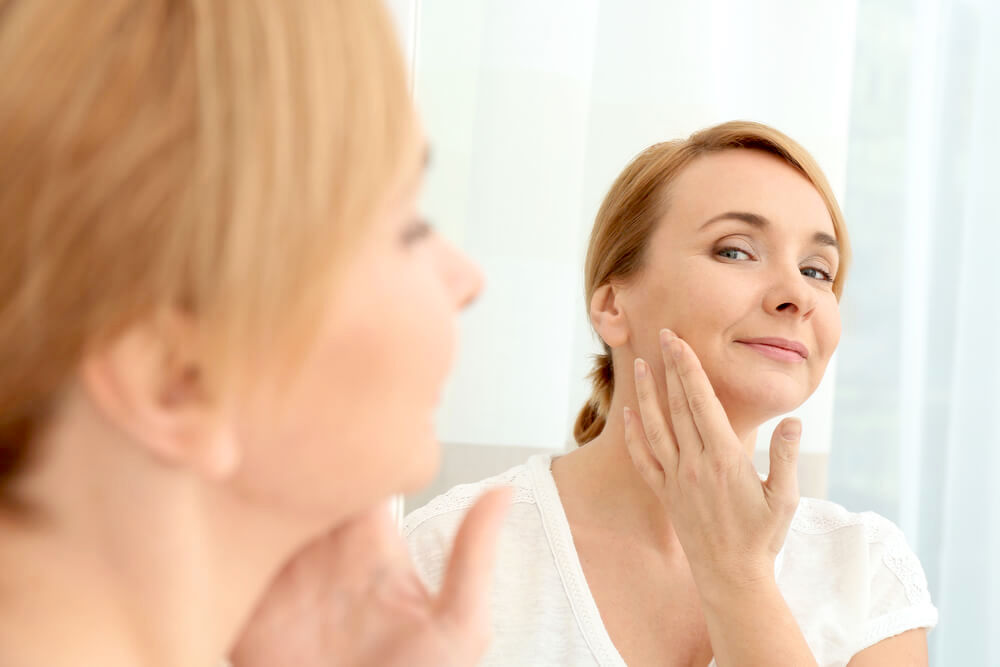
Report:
735,338,809,362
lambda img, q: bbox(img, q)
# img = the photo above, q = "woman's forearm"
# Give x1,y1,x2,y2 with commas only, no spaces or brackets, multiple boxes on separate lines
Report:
697,576,817,667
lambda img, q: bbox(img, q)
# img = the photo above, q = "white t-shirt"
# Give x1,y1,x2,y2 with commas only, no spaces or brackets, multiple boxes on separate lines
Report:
404,454,938,667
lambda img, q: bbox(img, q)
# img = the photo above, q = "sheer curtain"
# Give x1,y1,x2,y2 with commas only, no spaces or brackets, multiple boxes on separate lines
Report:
830,0,1000,662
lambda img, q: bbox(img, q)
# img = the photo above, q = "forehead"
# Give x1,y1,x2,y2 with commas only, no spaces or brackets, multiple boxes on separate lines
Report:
660,149,836,238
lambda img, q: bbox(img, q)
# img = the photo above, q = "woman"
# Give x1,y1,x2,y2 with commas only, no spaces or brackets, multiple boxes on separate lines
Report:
0,1,508,665
405,122,938,666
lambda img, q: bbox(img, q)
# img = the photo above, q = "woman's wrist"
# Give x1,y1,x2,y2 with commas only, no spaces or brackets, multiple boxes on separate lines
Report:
690,557,778,610
695,572,818,667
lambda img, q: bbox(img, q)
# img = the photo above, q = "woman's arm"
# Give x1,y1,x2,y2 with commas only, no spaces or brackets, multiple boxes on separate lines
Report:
847,630,928,667
694,577,816,667
626,329,817,666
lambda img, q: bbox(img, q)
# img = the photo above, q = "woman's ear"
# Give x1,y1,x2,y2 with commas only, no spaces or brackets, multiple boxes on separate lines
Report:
590,283,630,349
78,314,240,480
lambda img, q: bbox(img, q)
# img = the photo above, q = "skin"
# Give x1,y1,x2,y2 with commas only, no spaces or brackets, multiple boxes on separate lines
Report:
550,148,928,666
0,135,514,667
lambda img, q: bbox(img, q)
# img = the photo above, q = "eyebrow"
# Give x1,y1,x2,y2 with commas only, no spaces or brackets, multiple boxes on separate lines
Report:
700,210,839,252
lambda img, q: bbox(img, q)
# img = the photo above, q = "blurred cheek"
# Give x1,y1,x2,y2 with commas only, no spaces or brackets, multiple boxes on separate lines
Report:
230,249,460,511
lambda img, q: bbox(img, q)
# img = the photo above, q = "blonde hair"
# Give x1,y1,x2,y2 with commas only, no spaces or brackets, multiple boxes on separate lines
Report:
573,121,851,445
0,0,415,481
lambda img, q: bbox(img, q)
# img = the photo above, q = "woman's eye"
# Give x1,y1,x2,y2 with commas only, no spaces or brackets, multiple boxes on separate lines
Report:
401,219,432,246
717,247,752,261
801,266,834,282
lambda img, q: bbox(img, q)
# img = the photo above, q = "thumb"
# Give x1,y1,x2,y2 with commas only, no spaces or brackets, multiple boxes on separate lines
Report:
435,486,512,627
765,417,801,506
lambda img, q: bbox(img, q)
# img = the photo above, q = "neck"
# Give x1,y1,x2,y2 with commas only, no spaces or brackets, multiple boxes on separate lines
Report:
552,385,758,559
0,396,321,667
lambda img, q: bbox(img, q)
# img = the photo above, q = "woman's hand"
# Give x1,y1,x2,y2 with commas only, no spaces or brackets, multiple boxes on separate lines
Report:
230,487,511,667
624,328,802,595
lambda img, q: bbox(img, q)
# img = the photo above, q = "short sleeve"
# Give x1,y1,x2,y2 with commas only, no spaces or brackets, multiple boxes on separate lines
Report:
857,513,939,652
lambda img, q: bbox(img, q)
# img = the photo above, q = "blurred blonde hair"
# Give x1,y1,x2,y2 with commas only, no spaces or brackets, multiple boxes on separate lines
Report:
574,121,852,445
0,0,416,480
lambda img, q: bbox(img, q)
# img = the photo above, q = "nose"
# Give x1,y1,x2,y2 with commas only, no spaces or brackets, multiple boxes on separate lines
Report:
763,265,818,320
439,239,484,310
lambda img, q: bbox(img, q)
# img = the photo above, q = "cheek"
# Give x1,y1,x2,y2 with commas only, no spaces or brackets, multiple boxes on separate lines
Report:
806,298,842,383
665,264,755,340
814,297,842,357
331,263,457,425
231,260,459,512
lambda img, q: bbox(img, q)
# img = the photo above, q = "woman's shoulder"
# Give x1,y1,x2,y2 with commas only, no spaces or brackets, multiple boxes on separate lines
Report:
403,456,544,534
786,496,931,598
402,455,551,590
782,497,938,654
789,496,902,541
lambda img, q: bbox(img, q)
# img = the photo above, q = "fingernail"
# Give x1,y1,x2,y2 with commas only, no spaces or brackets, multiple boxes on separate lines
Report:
634,358,647,378
623,407,632,427
670,340,682,360
781,420,802,441
659,328,673,347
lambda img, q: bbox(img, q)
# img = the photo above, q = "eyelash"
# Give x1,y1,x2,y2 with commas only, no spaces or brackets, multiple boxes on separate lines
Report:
402,219,432,246
801,266,835,282
716,246,835,283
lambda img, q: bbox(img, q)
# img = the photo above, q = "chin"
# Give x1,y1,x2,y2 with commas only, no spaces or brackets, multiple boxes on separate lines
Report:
397,432,442,495
718,374,810,425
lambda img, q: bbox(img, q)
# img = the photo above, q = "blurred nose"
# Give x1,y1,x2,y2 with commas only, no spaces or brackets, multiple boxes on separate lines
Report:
763,264,817,321
439,239,484,310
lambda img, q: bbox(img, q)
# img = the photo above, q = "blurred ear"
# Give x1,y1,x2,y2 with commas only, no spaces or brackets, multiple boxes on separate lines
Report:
590,283,630,349
78,313,240,479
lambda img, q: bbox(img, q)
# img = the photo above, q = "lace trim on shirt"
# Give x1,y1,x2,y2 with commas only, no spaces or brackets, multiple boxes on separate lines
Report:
879,526,934,607
528,455,627,667
792,499,902,541
858,605,939,653
402,464,535,536
790,498,873,535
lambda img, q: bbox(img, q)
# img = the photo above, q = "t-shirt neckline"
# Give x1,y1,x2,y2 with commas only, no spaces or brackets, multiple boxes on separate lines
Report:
527,453,628,667
527,453,786,667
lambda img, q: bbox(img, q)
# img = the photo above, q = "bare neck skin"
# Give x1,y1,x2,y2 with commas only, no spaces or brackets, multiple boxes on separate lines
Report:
551,373,758,561
0,391,320,667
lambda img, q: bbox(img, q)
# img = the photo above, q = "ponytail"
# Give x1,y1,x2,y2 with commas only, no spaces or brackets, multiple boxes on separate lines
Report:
573,350,615,445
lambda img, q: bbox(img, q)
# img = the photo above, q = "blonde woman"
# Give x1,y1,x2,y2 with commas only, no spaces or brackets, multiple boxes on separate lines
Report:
406,123,938,666
0,1,509,665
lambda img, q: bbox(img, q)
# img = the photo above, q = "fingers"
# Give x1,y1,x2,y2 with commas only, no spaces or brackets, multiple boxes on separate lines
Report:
435,486,512,626
624,406,667,490
764,418,801,507
632,357,680,470
321,502,410,570
661,329,735,456
657,330,702,458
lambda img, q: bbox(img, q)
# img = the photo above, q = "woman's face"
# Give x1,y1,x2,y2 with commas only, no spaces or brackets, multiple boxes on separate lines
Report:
232,141,483,519
618,149,842,431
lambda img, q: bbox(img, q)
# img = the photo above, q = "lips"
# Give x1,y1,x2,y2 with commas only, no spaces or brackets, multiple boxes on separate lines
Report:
736,337,809,361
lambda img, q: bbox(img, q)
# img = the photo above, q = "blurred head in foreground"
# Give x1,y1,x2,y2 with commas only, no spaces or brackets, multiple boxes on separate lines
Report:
0,0,481,660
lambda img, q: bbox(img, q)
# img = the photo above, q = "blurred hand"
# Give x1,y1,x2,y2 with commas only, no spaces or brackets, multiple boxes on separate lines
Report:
625,328,800,593
230,487,511,667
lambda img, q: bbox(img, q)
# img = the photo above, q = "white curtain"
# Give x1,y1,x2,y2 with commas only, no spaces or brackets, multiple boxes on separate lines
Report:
830,0,1000,663
387,0,999,662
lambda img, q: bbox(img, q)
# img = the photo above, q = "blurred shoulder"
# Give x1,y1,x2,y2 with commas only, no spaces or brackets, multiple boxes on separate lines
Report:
402,456,541,539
